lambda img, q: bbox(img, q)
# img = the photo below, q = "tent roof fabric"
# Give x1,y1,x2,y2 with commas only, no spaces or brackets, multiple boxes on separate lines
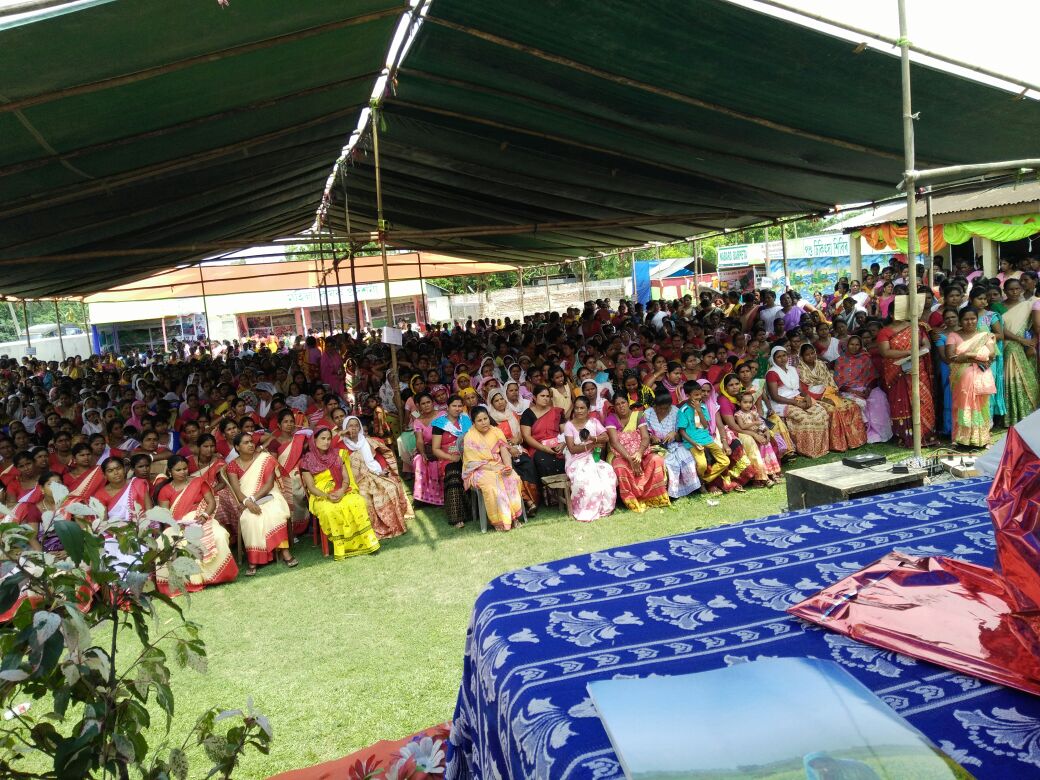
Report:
2,0,1039,298
80,252,519,303
0,0,404,297
325,0,1040,257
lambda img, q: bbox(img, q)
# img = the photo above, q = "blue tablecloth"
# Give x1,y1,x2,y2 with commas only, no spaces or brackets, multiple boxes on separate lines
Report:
445,477,1040,779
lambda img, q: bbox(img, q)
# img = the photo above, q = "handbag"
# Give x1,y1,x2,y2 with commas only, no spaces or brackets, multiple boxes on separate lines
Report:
973,365,996,396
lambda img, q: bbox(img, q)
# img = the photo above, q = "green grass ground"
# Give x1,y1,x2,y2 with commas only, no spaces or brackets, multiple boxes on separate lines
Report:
157,441,955,777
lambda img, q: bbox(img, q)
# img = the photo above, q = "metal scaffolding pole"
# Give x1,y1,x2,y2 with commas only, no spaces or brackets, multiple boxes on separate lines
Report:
780,227,790,293
371,106,403,422
899,0,922,459
925,190,935,285
340,168,363,333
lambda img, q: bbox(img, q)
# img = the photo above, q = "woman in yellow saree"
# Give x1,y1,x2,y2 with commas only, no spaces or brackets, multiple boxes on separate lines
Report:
300,427,380,560
461,407,524,531
155,456,238,595
225,432,296,576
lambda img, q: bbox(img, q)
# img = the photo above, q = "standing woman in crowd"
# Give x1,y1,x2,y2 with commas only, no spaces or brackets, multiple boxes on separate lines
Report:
520,385,567,486
999,277,1040,425
432,395,472,528
765,346,830,458
945,307,997,448
342,415,412,539
300,427,379,560
562,396,617,521
461,406,524,531
877,296,937,447
969,285,1006,425
930,307,961,437
225,432,296,575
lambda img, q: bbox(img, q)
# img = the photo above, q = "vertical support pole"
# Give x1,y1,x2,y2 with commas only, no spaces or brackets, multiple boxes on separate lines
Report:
518,267,526,319
417,253,431,330
6,301,21,337
581,259,589,302
925,191,935,286
849,234,863,282
198,265,212,346
371,105,403,423
340,169,363,334
54,301,66,360
981,238,998,278
898,0,922,459
545,268,552,312
22,300,31,352
780,227,790,293
160,316,168,352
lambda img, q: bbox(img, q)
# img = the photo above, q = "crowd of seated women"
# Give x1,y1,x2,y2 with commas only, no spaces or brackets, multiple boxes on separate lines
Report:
3,251,1039,595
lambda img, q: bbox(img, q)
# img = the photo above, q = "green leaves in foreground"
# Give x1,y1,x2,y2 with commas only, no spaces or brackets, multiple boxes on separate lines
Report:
0,505,272,779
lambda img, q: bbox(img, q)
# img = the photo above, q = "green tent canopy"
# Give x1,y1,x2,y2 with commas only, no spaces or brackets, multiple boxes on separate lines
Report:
1,0,1038,297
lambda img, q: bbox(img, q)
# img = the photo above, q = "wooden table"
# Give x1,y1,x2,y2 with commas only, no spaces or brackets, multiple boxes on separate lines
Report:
785,460,928,510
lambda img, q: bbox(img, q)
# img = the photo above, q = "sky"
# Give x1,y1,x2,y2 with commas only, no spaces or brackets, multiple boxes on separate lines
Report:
734,0,1040,93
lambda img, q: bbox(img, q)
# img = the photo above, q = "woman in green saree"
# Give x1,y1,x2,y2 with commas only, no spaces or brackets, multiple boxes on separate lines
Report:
1000,278,1040,426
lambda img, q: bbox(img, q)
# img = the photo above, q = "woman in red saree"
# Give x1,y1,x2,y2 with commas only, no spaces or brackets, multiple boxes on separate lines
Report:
519,385,567,483
604,393,670,513
878,302,937,447
225,432,295,576
92,457,152,570
266,409,311,536
188,434,241,542
155,456,238,595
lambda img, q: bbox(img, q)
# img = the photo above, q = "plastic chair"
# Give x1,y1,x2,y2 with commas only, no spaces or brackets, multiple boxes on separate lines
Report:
470,489,528,533
310,514,330,556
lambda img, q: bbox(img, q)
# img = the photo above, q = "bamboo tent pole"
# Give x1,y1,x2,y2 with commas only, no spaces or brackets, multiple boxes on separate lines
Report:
371,106,404,423
926,190,935,285
899,0,923,459
53,301,65,360
198,265,212,344
22,301,31,352
339,168,363,333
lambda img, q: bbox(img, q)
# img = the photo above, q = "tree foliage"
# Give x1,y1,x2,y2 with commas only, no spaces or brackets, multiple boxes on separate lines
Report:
0,493,271,779
0,302,89,345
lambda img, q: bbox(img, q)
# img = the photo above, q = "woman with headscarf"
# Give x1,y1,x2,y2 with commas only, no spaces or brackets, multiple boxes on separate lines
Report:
833,335,893,444
765,345,829,458
81,407,104,437
300,427,379,560
342,415,411,539
461,406,525,531
265,408,311,536
487,388,539,513
20,403,44,437
797,343,867,452
504,380,529,416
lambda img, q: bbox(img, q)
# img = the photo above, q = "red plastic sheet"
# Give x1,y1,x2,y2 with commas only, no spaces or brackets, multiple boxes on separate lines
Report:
789,427,1040,697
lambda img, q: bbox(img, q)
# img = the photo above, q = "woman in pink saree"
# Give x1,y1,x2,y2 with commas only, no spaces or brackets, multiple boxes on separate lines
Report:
833,335,893,444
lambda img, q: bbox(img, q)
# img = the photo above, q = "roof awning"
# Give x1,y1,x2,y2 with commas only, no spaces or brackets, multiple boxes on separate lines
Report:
0,0,405,297
80,252,518,303
322,0,1040,258
3,0,1040,298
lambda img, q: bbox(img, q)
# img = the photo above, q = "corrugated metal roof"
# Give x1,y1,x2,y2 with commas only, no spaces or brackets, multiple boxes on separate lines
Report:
831,180,1040,231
